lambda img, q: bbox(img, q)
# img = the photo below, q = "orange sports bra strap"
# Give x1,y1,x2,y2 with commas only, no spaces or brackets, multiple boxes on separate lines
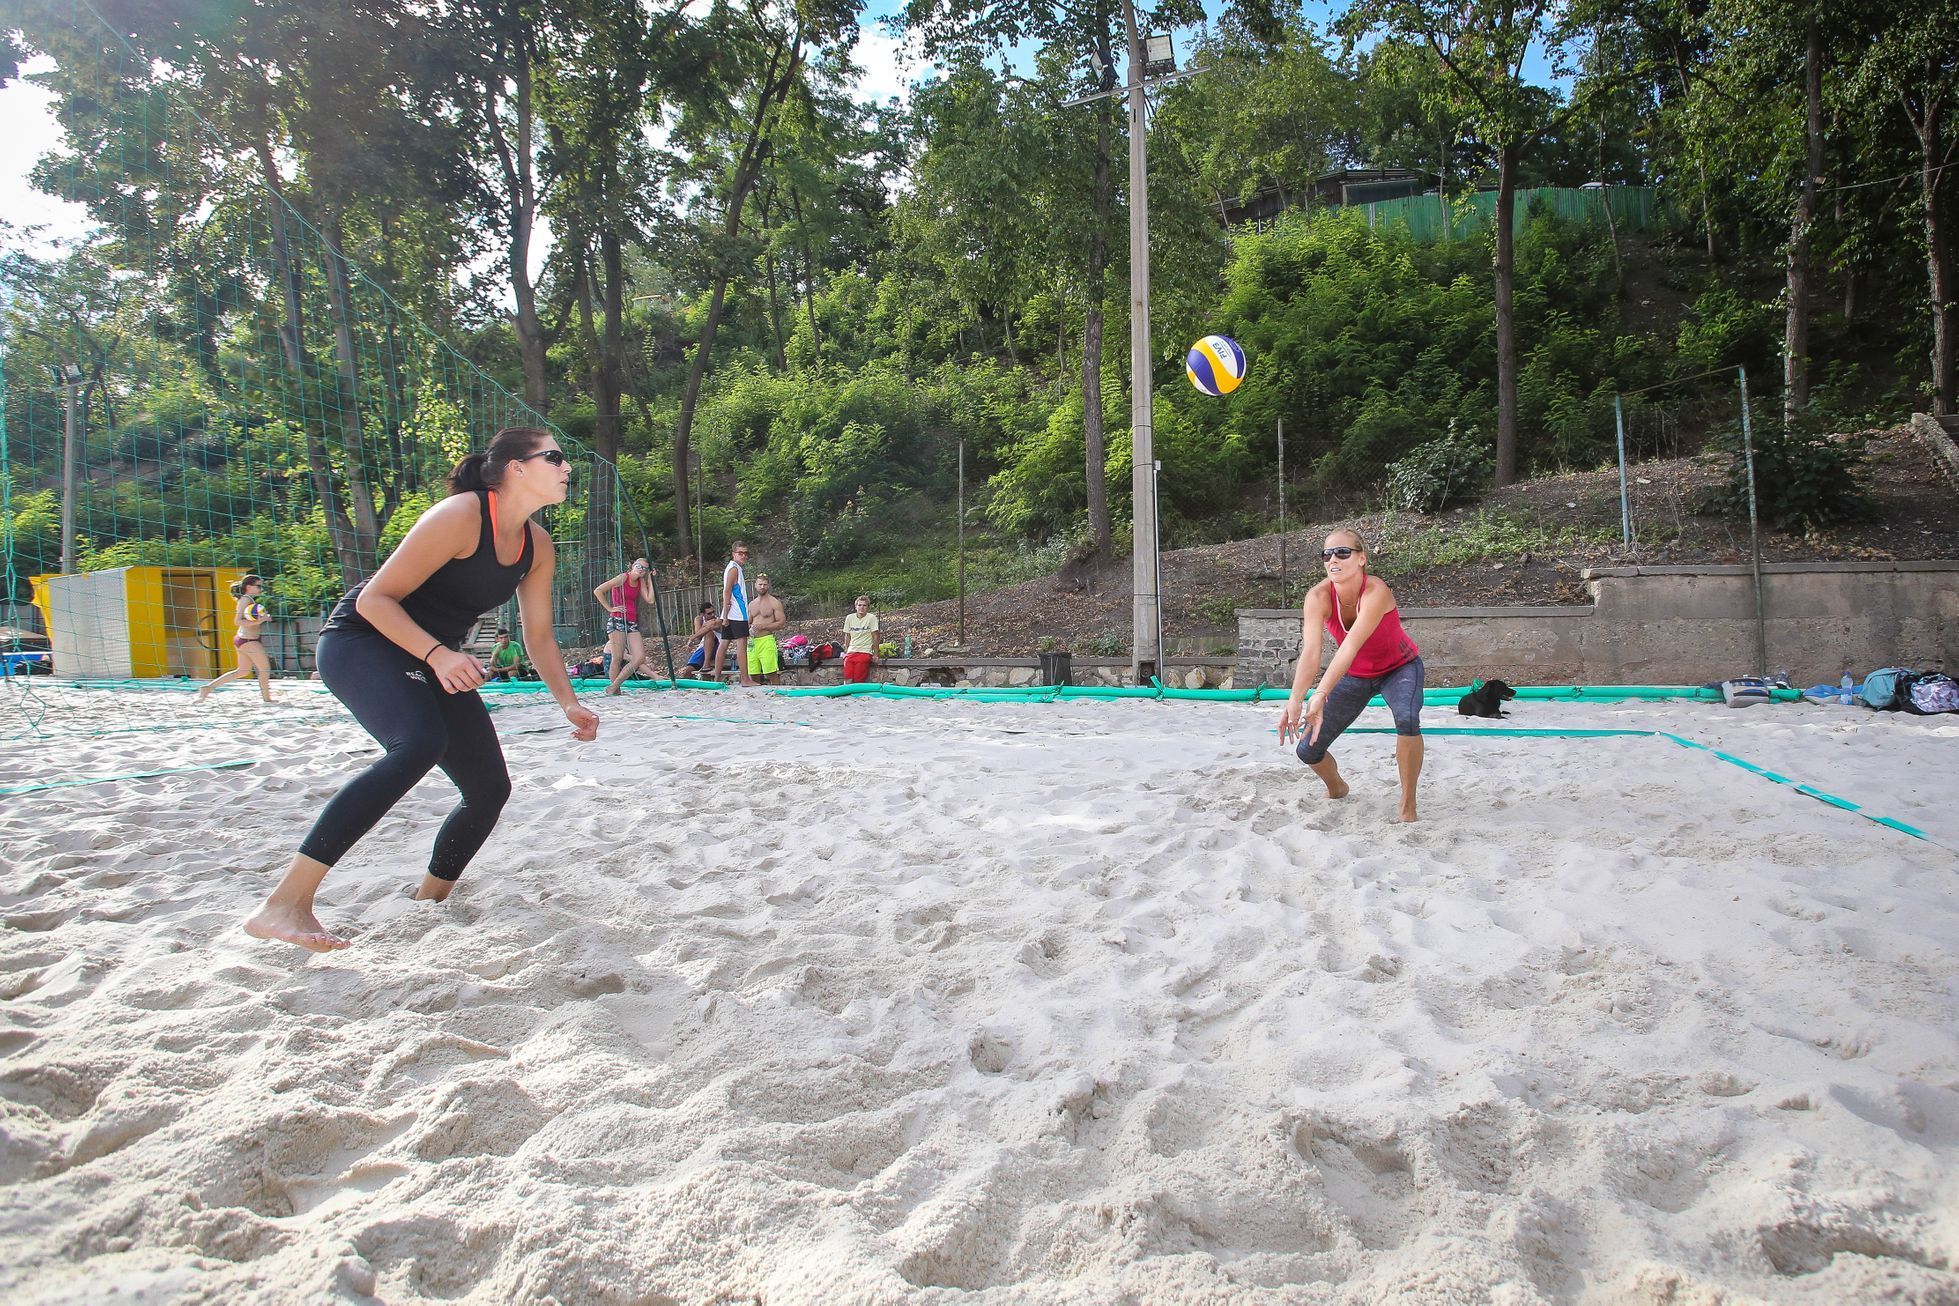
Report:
486,488,499,540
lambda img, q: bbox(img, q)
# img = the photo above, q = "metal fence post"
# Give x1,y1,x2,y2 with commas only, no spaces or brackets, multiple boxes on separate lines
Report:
1613,392,1631,548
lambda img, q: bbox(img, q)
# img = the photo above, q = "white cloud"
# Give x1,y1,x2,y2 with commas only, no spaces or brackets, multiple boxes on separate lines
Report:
0,60,97,254
850,22,928,108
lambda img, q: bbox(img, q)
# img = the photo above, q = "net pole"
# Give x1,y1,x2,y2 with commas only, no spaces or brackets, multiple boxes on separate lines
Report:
1736,366,1769,677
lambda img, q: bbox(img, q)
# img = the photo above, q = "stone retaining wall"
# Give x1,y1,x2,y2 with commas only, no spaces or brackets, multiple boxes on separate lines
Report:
1911,411,1959,488
1237,561,1959,688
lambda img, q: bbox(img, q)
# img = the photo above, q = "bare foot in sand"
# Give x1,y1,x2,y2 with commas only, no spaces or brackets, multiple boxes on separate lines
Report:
410,875,455,903
1396,799,1418,823
243,903,349,952
1324,777,1350,800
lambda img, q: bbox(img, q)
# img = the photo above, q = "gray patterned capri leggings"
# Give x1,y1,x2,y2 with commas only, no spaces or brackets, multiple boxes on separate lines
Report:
1296,656,1425,765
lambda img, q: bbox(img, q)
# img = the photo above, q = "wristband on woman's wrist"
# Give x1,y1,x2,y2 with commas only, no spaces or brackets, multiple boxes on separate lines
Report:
424,640,444,662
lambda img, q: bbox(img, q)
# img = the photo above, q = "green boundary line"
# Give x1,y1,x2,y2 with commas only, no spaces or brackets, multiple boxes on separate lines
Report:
0,758,256,796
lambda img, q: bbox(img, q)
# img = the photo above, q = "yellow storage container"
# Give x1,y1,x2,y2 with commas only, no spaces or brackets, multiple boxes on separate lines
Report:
31,565,248,679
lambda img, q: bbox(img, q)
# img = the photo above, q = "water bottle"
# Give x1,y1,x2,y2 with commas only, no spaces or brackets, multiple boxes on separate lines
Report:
903,633,913,659
1839,672,1854,705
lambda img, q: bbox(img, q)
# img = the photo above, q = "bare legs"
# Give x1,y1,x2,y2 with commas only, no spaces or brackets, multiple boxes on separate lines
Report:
716,637,755,686
1301,737,1421,822
243,854,349,952
198,644,275,703
1305,754,1350,801
606,630,645,695
1396,735,1424,822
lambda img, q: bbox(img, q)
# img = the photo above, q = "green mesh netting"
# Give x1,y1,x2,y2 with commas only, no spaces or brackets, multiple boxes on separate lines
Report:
0,0,655,732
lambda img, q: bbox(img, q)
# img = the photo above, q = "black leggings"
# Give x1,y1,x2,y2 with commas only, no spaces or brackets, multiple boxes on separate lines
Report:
298,630,511,882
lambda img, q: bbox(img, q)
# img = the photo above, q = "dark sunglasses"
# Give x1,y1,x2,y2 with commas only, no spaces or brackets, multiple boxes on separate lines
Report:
518,449,569,466
1321,546,1359,561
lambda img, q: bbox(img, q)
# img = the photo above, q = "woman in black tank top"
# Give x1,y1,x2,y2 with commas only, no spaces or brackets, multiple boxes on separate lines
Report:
244,427,599,953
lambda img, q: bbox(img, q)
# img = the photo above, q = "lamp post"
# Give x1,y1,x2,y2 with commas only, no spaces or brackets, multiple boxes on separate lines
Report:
1067,10,1181,684
52,363,84,575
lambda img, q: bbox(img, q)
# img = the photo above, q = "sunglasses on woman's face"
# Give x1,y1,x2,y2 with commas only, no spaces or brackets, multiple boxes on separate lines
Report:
519,449,569,466
1321,546,1358,561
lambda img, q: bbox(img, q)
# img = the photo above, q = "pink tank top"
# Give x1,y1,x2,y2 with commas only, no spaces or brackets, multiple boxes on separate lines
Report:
610,582,638,621
1325,574,1418,678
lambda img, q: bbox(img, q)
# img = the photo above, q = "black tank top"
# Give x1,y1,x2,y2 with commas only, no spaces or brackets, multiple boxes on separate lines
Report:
322,490,536,649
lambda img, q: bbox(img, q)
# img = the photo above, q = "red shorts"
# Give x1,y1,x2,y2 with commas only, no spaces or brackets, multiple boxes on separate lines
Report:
843,652,874,683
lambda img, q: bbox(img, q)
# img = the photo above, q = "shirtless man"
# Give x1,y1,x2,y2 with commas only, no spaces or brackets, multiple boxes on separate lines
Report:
745,574,787,685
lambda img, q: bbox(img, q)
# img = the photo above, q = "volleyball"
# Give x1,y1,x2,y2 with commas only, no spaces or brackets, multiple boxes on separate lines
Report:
1186,334,1246,396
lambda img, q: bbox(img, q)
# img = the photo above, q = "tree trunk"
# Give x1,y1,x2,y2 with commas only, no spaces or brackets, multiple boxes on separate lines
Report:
672,29,801,555
791,189,821,366
1910,85,1955,415
1081,25,1115,554
1493,140,1520,486
317,204,386,566
1674,47,1718,262
1784,22,1822,425
510,48,549,418
257,138,362,587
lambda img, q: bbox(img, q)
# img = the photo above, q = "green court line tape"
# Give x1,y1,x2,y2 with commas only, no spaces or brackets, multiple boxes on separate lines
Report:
1303,723,1940,848
1338,726,1656,738
1,758,257,797
1655,732,1936,845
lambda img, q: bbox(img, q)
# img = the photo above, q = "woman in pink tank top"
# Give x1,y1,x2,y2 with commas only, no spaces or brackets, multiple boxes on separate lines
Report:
592,556,657,696
1278,528,1426,822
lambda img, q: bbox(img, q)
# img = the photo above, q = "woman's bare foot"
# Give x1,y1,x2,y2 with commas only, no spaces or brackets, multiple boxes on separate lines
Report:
243,902,349,952
1396,798,1418,822
1323,777,1350,800
411,875,455,902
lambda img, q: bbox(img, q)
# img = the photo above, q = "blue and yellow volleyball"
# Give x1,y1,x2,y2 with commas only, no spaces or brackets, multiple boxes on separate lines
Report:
1186,334,1247,396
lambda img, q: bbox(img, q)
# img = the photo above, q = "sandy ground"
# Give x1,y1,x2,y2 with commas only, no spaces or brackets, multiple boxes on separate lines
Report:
1,682,1956,1304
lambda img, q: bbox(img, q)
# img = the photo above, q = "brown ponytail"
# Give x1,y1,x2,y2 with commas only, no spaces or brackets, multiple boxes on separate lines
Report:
448,426,551,496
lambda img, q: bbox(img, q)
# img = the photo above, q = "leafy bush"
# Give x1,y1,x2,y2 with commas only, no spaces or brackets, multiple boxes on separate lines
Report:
1383,423,1492,512
1699,416,1873,534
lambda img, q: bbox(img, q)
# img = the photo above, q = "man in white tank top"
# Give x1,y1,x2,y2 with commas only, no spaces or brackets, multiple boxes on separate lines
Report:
714,541,756,684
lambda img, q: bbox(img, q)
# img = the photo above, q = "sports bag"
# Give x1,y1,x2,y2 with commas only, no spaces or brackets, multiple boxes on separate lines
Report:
1862,666,1916,711
1904,672,1959,715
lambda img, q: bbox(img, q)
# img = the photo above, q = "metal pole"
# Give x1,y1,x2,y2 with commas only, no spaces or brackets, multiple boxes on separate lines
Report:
1613,392,1631,547
59,374,79,574
1737,366,1769,677
957,436,966,646
1153,458,1163,678
1277,418,1286,607
1121,0,1159,686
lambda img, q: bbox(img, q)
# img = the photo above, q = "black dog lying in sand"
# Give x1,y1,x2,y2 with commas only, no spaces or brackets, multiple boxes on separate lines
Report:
1457,679,1517,718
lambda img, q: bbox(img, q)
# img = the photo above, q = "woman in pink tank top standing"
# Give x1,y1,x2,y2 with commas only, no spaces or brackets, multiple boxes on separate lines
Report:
593,557,657,696
1278,528,1425,822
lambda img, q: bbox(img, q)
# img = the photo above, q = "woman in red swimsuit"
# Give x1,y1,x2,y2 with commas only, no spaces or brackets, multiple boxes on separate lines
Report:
1278,529,1425,822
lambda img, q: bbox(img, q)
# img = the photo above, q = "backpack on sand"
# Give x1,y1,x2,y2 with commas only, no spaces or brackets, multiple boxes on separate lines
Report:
1903,672,1959,715
1861,666,1916,711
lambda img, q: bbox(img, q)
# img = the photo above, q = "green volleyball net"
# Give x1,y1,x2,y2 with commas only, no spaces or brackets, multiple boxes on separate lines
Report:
0,0,643,730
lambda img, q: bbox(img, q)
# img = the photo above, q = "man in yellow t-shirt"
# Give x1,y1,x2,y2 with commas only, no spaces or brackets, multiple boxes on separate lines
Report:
842,595,879,683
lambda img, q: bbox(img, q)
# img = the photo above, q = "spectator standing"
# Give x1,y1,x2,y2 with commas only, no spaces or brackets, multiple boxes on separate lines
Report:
594,557,656,696
714,542,757,685
842,594,879,684
746,574,786,685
